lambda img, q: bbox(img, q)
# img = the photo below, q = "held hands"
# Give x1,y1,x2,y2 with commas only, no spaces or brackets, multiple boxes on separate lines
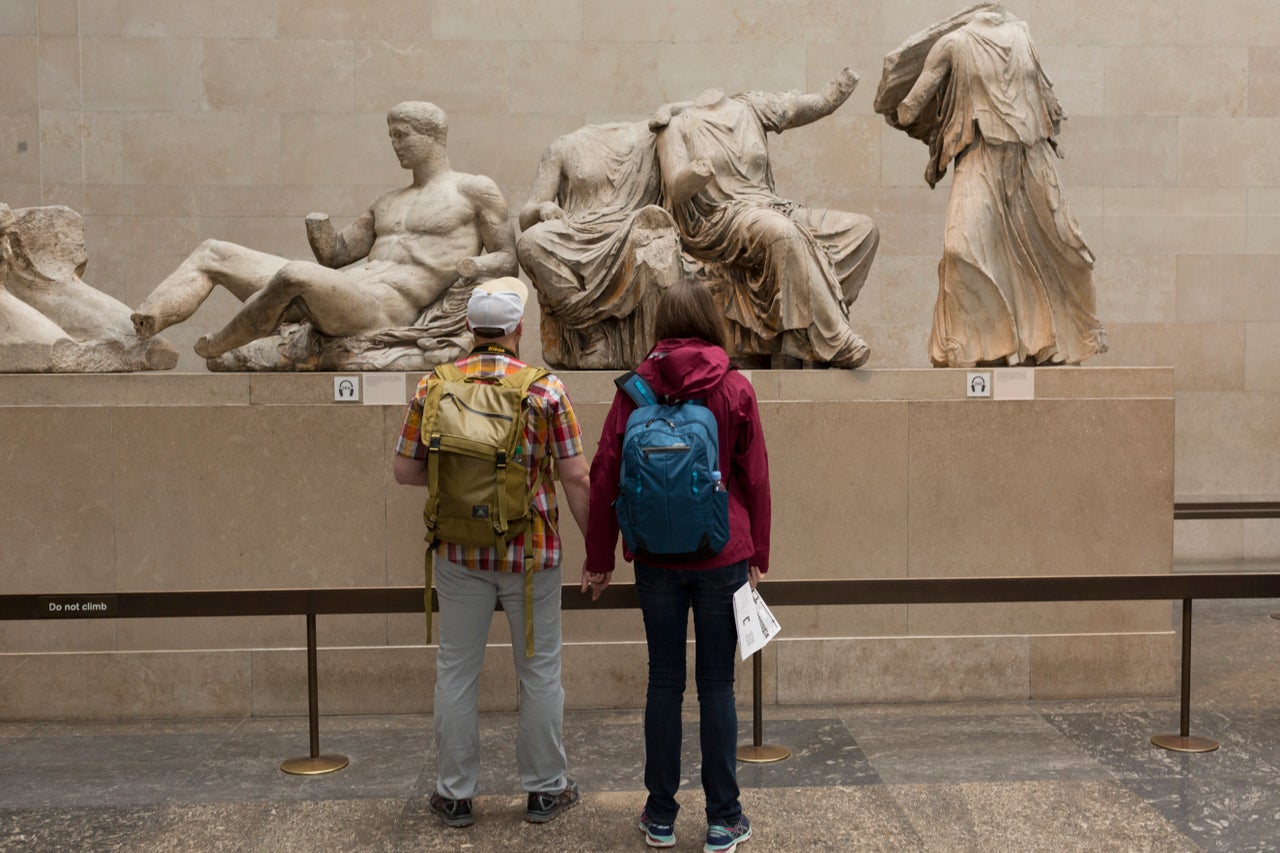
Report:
581,562,612,601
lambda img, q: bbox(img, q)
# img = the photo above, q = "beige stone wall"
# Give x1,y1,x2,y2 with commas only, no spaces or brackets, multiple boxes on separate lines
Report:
1,1,1273,559
0,368,1176,717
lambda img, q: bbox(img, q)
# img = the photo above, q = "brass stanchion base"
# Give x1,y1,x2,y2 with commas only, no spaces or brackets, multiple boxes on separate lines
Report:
1151,734,1219,753
737,743,791,763
280,754,350,775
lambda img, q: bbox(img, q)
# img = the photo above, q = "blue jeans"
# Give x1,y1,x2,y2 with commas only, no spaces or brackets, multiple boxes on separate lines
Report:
635,560,747,826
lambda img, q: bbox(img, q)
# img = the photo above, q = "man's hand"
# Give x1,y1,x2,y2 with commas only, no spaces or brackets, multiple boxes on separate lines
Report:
581,563,612,601
749,565,762,590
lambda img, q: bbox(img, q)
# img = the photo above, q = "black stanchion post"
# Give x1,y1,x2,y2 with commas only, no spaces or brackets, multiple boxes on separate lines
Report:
736,649,790,763
281,612,350,775
1151,598,1219,753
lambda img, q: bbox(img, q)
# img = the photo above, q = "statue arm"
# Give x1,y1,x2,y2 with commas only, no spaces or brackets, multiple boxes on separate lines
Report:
458,175,518,279
518,143,566,233
306,210,375,268
648,100,695,131
655,124,714,207
772,67,859,130
897,38,953,126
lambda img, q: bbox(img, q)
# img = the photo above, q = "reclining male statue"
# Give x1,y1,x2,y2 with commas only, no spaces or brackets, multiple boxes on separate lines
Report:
131,102,517,371
0,203,178,373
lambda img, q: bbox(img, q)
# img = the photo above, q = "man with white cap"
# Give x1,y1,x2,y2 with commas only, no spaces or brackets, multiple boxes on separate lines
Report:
394,276,591,828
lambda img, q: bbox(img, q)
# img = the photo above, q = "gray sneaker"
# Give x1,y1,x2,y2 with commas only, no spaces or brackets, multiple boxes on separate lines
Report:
525,778,580,823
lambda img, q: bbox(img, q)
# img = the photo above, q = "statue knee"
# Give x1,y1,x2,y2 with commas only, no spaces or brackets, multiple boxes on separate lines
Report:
755,209,804,245
269,261,312,294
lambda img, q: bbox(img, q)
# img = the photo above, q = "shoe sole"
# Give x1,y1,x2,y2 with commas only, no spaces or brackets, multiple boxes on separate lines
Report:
430,808,473,829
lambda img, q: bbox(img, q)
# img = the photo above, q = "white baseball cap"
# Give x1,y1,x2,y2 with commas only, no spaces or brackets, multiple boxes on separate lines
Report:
467,277,529,336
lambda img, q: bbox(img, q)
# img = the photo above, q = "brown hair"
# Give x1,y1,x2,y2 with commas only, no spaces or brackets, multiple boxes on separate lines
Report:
653,278,728,349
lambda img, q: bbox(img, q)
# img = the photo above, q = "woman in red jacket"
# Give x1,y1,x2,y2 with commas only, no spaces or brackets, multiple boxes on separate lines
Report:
584,278,771,853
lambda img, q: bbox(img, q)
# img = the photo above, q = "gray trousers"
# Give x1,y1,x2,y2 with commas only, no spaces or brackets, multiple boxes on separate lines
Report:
432,556,567,799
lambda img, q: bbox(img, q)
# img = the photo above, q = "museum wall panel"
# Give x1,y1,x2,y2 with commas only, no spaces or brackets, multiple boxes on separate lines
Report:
0,368,1175,717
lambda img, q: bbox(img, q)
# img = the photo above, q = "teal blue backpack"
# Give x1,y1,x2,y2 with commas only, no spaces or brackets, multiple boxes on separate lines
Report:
614,371,730,562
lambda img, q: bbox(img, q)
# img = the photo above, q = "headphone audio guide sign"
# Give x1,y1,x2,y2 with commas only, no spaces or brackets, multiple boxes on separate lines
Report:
333,375,360,402
966,371,991,398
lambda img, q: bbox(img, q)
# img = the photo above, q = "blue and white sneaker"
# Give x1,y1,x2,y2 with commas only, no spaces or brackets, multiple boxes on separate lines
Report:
638,809,676,848
704,814,751,853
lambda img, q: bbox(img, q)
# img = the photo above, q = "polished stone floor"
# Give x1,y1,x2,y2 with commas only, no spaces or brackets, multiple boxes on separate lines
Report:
2,597,1278,852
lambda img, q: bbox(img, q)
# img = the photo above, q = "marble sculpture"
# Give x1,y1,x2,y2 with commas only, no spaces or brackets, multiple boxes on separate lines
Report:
652,70,880,368
876,3,1107,367
517,121,683,370
131,102,518,371
0,203,178,373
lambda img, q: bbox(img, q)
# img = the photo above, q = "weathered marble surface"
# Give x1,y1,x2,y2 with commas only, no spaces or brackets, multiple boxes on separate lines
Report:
0,204,178,373
517,121,682,370
653,71,880,369
877,4,1107,368
130,102,517,371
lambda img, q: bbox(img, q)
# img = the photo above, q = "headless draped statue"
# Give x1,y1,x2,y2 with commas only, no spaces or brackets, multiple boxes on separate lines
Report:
653,70,880,369
877,3,1107,367
132,102,517,371
517,120,683,370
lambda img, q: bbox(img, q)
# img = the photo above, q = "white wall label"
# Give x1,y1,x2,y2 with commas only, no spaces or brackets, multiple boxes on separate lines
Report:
994,367,1035,400
362,373,407,406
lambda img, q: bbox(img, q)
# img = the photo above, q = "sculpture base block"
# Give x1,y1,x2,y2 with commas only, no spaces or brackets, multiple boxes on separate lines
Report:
0,367,1175,718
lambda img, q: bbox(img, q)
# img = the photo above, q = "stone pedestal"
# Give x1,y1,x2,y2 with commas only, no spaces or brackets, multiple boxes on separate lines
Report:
0,368,1174,719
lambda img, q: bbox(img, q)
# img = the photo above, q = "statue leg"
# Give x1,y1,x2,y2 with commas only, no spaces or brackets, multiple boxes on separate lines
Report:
194,261,400,358
751,209,870,368
132,240,287,338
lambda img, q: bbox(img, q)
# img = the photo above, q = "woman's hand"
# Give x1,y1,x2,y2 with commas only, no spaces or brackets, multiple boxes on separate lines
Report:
581,562,612,601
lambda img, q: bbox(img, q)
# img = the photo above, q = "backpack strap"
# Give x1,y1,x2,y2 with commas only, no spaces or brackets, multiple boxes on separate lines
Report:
432,361,464,383
420,360,465,646
510,365,550,658
615,370,658,408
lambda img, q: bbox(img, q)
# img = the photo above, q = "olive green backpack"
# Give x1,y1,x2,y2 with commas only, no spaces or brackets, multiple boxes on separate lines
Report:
418,362,550,655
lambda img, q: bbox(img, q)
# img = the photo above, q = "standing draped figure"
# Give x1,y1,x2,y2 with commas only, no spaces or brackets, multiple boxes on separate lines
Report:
878,4,1106,367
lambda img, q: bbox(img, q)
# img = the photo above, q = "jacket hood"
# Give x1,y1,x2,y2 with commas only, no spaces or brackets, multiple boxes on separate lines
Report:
636,337,731,399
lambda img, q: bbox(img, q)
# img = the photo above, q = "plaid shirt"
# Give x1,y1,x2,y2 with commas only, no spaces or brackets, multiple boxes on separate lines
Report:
396,347,583,573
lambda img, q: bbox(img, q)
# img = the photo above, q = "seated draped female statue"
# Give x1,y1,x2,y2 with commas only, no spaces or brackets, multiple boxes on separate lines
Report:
516,120,683,370
652,70,880,369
